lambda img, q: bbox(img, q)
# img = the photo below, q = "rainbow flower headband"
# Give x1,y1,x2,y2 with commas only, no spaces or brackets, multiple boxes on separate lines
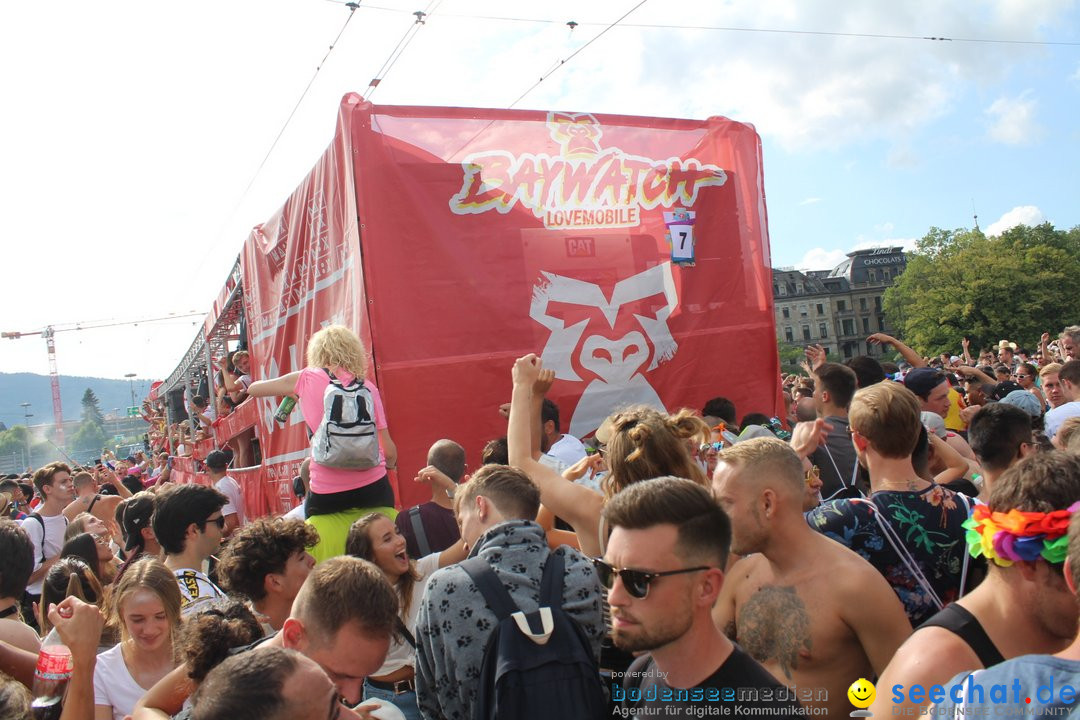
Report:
964,501,1080,566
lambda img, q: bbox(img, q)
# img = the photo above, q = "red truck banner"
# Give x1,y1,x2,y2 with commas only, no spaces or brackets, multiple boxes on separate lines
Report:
243,93,780,513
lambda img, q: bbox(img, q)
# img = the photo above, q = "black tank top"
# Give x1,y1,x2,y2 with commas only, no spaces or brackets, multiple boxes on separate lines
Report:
918,603,1005,668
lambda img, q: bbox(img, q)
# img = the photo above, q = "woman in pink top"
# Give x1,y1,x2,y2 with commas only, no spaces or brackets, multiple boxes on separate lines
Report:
248,325,398,516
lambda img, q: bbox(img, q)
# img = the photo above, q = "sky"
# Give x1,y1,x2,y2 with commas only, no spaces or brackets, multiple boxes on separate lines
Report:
1,0,1078,390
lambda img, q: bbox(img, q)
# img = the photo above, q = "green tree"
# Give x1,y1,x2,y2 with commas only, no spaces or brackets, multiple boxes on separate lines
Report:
70,421,107,454
777,338,805,375
81,388,105,429
884,223,1080,356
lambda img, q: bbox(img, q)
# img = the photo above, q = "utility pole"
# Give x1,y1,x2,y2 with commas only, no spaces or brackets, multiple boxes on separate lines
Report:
125,373,137,411
19,402,32,468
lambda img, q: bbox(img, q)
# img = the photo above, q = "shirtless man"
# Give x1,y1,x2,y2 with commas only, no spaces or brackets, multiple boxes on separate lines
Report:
711,437,911,716
63,468,129,539
872,451,1080,715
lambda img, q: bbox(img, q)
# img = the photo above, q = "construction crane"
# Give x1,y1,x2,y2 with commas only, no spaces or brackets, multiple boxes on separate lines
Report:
3,312,203,448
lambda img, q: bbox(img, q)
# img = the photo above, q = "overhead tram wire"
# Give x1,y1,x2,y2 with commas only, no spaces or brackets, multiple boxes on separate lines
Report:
441,0,649,164
508,0,649,110
339,3,1080,48
186,3,362,292
364,0,443,101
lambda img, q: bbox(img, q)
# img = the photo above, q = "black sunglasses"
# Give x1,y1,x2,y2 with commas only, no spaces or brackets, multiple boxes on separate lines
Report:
592,558,710,599
201,515,226,530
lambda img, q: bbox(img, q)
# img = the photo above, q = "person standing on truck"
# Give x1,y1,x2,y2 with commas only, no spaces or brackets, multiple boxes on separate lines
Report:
248,325,398,559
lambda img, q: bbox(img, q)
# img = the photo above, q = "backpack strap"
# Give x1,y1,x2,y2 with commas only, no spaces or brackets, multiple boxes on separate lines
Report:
460,557,519,621
87,493,100,513
539,551,566,607
956,493,973,598
408,506,431,557
396,616,417,649
29,512,46,565
461,554,557,645
852,496,944,609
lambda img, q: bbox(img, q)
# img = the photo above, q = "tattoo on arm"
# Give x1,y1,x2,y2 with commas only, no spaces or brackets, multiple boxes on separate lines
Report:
737,585,812,680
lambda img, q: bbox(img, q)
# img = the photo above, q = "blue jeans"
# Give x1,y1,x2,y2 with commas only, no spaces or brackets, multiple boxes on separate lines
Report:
362,679,422,720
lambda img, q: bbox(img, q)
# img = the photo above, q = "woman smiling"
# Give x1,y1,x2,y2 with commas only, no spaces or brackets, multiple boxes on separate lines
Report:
92,558,181,720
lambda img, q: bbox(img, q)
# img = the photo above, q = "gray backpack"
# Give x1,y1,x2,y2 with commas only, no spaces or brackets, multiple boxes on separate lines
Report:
311,370,380,470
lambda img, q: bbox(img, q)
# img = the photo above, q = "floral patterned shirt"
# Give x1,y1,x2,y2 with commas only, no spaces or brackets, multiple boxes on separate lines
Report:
806,485,973,627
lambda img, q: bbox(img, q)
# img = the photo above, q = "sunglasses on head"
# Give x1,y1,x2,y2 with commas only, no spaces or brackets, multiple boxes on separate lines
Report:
592,558,710,599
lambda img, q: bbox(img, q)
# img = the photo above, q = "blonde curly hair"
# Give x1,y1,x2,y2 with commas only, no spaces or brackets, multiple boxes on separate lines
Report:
306,325,368,378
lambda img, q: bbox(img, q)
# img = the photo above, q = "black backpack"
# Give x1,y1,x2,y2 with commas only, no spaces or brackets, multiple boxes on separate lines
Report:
460,551,606,720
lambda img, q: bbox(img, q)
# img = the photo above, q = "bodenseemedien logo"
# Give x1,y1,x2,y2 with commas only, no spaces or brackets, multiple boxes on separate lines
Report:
848,678,875,717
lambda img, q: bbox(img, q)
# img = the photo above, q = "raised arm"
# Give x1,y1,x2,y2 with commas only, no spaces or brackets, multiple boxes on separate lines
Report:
508,355,605,556
866,333,926,368
954,365,996,386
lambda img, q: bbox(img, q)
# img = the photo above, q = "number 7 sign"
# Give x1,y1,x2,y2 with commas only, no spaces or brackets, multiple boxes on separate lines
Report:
663,210,696,265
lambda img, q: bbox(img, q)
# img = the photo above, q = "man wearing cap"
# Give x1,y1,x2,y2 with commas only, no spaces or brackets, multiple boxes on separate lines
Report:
118,492,160,564
205,450,244,536
1045,360,1080,440
997,340,1019,371
904,367,952,418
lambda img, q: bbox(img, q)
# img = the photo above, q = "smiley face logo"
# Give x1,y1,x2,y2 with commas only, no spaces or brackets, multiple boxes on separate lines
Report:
847,678,876,710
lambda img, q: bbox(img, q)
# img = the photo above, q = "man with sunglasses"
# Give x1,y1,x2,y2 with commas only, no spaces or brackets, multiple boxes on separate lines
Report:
712,437,911,716
152,483,229,615
602,476,801,716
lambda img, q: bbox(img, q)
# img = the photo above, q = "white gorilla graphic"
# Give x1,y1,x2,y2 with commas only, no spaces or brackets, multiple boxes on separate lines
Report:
530,262,678,438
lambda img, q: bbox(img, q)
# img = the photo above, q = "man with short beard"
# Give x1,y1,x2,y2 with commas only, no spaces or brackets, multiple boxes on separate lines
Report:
872,452,1080,716
712,438,911,716
602,477,801,717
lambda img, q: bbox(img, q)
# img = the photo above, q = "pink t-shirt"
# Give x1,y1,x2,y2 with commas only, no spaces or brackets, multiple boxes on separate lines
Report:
294,367,388,493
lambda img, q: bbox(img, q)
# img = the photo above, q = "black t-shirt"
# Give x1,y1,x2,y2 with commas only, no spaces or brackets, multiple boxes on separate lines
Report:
618,646,804,717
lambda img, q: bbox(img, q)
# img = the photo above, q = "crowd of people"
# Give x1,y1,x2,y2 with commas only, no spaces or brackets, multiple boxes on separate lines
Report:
2,322,1080,719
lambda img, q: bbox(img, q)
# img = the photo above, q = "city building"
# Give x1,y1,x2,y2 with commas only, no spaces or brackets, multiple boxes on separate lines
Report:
773,247,907,361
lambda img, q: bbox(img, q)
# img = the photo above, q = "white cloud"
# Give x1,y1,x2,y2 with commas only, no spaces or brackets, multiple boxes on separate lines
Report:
984,205,1045,236
1072,63,1080,85
797,248,848,271
985,91,1041,144
798,197,822,206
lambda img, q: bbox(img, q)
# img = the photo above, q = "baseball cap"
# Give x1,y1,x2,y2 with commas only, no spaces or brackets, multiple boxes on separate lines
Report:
993,380,1022,401
121,493,155,553
903,368,947,398
999,390,1044,418
920,411,948,439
